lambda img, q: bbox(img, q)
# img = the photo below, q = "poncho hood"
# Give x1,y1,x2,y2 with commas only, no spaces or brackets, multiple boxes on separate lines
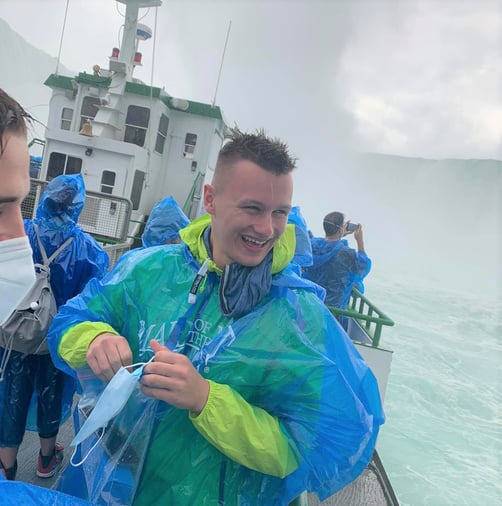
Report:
33,173,85,246
141,196,189,247
36,173,85,224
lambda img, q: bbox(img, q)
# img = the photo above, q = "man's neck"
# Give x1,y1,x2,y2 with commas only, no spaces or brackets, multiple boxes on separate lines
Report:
325,234,341,242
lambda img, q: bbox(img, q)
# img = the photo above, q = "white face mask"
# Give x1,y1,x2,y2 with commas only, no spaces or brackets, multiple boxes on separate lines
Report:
0,236,36,325
70,359,153,466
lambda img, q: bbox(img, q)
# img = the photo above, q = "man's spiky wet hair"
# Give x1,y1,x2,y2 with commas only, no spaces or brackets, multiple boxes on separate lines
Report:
0,88,31,155
217,128,297,175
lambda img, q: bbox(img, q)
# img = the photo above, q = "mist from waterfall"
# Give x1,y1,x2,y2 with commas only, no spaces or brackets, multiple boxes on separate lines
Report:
296,153,501,303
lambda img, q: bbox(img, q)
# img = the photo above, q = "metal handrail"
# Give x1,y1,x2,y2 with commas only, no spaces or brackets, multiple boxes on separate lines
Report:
183,171,205,219
328,288,394,348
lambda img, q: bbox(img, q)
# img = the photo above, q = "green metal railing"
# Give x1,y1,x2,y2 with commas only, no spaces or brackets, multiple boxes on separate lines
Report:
127,218,146,244
28,137,46,149
328,289,394,348
183,172,205,219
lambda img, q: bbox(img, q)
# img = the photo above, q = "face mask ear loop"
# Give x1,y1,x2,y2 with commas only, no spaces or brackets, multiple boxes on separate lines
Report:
129,356,155,373
130,355,155,378
70,426,105,467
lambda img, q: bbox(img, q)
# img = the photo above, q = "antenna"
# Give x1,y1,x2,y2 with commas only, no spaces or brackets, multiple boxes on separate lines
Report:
212,21,232,108
55,0,70,75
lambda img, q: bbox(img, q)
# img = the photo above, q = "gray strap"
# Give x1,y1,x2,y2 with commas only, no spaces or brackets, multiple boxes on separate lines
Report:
33,223,75,267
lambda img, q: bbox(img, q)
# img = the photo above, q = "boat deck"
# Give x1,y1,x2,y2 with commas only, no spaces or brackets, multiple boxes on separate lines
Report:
17,410,398,506
16,408,75,489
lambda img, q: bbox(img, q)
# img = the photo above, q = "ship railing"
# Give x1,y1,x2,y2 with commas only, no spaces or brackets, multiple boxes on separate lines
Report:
183,171,205,220
102,240,133,269
328,289,394,348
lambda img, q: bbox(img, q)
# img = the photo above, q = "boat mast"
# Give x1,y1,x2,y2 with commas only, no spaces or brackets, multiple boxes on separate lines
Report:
116,0,162,81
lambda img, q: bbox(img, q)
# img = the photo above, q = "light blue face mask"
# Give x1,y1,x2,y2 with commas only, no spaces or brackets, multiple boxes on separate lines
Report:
70,359,153,466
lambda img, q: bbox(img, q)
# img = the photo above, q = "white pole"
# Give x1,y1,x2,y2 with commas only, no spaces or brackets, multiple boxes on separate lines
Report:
55,0,70,75
212,21,232,108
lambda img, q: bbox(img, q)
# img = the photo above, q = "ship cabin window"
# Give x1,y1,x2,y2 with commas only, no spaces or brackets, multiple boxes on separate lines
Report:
130,170,145,210
154,114,169,154
183,133,197,159
47,152,82,181
60,107,73,130
100,170,116,194
80,96,101,130
124,105,150,147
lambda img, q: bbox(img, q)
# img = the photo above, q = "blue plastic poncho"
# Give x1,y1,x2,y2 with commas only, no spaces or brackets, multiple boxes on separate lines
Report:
24,173,110,307
287,206,313,268
141,196,190,247
17,173,109,431
304,237,371,309
0,480,91,505
48,216,383,505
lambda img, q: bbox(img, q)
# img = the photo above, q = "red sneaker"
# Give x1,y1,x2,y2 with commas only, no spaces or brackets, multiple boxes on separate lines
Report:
37,444,64,478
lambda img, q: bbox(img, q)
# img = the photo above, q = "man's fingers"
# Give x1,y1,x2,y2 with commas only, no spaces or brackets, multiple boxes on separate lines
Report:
150,339,169,353
87,333,133,380
150,339,178,364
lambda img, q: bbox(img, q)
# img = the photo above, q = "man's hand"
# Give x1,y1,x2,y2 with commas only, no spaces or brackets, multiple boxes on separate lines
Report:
86,332,133,381
141,340,210,414
354,224,365,252
354,224,363,241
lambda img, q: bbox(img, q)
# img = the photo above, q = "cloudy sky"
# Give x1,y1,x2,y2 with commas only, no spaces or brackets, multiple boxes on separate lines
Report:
1,0,501,298
2,0,501,161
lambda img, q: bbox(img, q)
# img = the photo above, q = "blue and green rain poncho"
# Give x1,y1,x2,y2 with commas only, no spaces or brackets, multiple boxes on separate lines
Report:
48,214,384,506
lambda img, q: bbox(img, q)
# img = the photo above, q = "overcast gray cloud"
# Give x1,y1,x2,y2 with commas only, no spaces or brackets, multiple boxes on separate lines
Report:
1,0,501,161
336,0,502,158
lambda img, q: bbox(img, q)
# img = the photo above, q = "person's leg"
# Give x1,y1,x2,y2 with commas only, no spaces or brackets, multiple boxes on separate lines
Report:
0,447,18,480
0,350,36,479
36,354,65,477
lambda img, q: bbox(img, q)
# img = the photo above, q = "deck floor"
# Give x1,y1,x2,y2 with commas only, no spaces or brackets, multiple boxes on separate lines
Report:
16,404,75,489
16,403,397,506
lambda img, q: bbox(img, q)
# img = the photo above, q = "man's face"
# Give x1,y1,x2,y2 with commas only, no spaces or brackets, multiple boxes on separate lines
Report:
204,159,293,269
0,133,30,241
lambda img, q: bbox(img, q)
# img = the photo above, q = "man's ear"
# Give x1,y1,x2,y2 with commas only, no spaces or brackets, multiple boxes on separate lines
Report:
203,184,216,215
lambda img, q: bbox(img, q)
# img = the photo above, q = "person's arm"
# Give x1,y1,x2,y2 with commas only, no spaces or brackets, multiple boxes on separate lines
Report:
353,224,365,253
190,380,299,477
141,340,300,477
340,226,371,278
48,268,130,379
58,323,133,381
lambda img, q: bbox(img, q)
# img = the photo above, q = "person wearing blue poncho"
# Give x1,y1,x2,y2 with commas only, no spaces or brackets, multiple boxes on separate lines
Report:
0,173,109,481
287,206,325,302
287,206,313,272
141,195,190,247
304,211,372,310
48,129,383,506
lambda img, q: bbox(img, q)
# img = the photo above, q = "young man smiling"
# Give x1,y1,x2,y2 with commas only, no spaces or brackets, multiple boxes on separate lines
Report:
49,129,384,505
